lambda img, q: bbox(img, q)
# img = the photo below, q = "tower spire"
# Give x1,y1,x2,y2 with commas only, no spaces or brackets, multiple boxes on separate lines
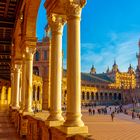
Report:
136,39,140,88
139,39,140,54
114,59,116,65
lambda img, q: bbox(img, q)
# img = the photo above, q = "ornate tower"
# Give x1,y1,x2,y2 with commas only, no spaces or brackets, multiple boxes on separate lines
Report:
90,65,96,74
136,40,140,88
112,60,119,73
128,64,134,74
106,66,110,73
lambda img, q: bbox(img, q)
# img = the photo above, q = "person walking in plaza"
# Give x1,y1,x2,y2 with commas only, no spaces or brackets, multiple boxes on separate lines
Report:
89,108,92,115
132,111,135,119
111,111,115,121
138,114,140,120
92,109,95,115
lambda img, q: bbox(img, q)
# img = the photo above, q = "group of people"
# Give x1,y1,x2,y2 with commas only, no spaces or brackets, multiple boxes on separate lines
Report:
131,111,140,120
88,104,140,122
88,105,125,121
88,106,116,121
88,106,123,115
88,108,95,115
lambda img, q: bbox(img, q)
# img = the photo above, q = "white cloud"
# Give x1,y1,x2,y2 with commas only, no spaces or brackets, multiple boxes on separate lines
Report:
81,32,140,73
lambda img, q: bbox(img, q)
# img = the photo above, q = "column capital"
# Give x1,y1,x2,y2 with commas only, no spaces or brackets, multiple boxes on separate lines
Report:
48,14,66,34
64,0,86,18
14,59,22,70
24,47,36,60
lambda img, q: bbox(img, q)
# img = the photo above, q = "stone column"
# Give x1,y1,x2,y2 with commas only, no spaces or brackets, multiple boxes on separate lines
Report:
64,2,87,128
42,38,51,110
13,63,21,108
8,87,11,105
20,54,26,110
1,86,5,104
46,14,65,123
11,69,14,106
24,47,35,112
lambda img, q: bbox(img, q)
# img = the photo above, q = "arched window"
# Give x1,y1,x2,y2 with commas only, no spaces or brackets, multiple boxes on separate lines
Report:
33,85,36,101
109,93,112,100
118,93,121,100
96,92,98,100
37,86,40,101
44,50,47,60
82,92,85,100
64,90,67,97
100,92,103,100
35,51,40,61
33,66,39,76
114,93,117,100
87,92,90,100
105,93,108,100
91,92,94,100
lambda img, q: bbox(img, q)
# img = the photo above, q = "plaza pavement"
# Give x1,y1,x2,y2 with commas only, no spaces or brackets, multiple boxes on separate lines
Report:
82,111,140,140
0,105,140,140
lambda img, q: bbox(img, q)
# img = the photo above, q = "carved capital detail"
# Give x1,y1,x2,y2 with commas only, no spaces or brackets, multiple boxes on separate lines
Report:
64,0,86,18
14,63,22,72
25,47,36,60
48,14,66,34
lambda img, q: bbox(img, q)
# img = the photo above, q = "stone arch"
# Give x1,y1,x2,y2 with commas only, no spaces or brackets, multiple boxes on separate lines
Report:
23,0,41,37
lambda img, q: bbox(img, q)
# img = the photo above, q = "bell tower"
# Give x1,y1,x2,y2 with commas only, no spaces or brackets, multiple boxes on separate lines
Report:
136,40,140,88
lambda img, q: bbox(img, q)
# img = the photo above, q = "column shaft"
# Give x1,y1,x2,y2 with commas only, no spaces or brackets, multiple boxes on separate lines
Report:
24,49,34,112
21,57,26,110
64,9,84,127
11,71,14,106
42,40,51,110
47,14,65,121
13,64,21,108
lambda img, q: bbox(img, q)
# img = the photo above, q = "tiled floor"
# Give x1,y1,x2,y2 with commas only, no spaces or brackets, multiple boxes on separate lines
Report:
0,105,23,140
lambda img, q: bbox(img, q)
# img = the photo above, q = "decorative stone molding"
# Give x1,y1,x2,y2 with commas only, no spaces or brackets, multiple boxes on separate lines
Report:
25,47,36,60
15,63,22,71
48,14,66,34
64,0,86,18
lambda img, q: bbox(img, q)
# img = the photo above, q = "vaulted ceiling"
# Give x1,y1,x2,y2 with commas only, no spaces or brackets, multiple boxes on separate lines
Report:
0,0,22,80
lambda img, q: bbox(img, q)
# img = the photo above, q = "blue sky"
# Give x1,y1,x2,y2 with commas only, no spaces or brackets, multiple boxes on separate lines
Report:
37,0,140,73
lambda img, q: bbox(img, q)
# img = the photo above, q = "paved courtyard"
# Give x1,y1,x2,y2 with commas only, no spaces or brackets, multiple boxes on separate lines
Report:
82,111,140,140
1,105,140,140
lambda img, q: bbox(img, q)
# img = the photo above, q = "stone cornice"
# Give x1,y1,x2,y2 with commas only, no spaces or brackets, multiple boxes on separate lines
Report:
44,0,57,16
